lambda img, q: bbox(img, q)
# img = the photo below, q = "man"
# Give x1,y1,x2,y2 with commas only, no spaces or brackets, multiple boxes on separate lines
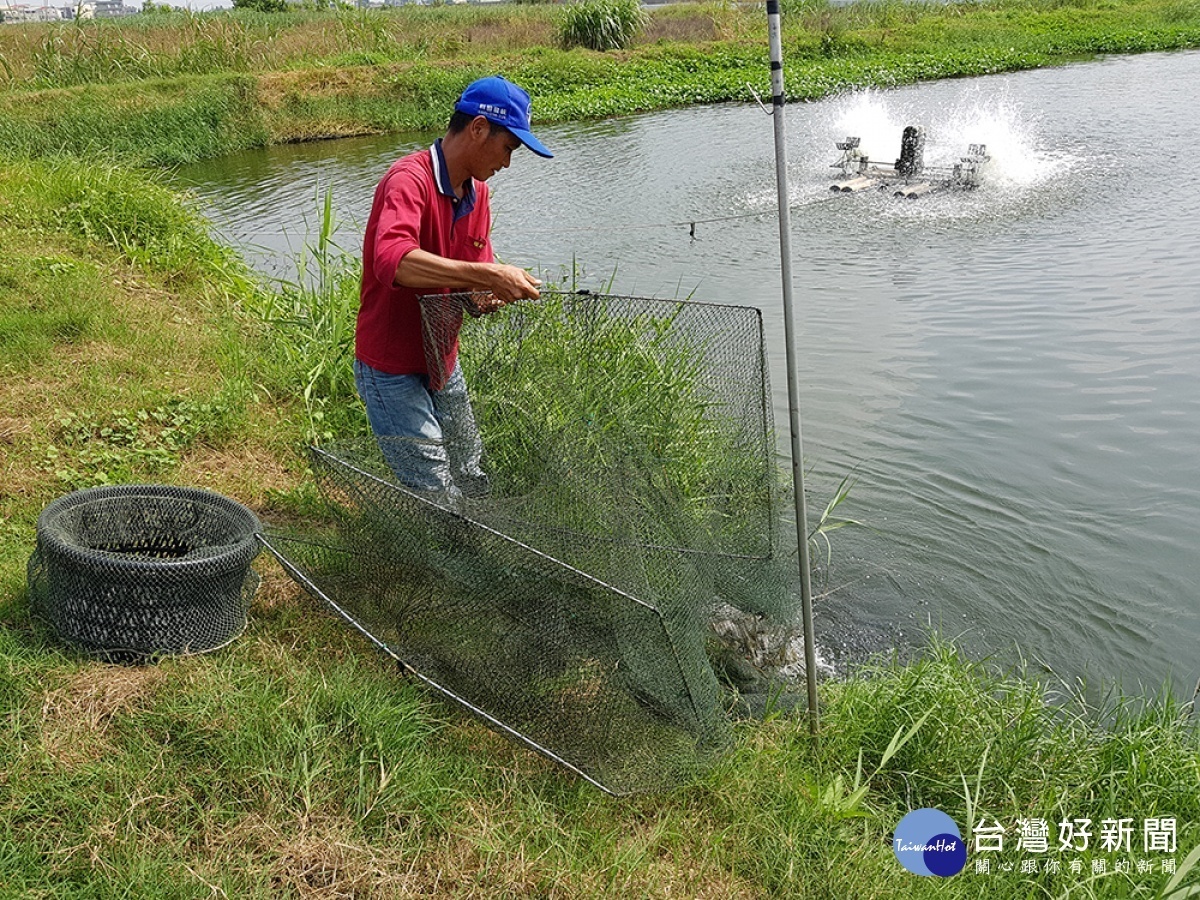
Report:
354,75,553,502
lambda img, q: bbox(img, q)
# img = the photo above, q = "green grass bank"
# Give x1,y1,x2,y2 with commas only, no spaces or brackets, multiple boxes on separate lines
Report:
2,0,1200,895
1,0,1199,165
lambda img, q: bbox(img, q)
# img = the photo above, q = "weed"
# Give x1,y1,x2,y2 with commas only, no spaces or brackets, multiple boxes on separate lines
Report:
43,395,240,489
559,0,647,52
807,469,861,570
0,254,105,368
245,186,366,443
3,1,1198,164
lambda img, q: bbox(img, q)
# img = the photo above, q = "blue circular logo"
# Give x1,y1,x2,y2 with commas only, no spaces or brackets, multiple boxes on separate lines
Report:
893,808,967,877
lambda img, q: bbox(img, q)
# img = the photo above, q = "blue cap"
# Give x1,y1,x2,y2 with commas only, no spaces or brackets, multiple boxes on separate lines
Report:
454,76,553,159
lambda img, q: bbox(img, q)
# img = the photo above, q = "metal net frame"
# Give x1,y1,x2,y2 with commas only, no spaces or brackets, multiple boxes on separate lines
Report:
262,290,796,794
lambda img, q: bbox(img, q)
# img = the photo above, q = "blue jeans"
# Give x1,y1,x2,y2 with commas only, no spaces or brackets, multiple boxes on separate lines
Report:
354,358,489,501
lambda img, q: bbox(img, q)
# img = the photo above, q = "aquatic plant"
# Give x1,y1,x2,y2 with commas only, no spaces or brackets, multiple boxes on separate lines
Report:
2,0,1197,165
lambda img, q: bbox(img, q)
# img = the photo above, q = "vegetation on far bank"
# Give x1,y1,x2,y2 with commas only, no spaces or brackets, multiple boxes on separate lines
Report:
2,0,1200,895
0,0,1198,164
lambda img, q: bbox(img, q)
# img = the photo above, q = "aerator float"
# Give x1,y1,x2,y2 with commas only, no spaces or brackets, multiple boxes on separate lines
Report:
830,126,991,199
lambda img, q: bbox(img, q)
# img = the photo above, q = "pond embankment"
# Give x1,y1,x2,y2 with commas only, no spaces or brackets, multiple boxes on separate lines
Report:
2,0,1199,164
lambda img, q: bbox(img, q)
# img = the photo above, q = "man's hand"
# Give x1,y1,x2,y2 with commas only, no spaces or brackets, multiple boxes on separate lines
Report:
395,250,541,308
484,264,542,305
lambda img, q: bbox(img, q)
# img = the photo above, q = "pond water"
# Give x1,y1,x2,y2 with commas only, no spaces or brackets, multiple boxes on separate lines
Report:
174,50,1200,697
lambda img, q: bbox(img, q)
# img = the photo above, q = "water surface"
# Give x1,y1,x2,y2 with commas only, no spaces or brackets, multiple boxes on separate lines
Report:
175,50,1200,695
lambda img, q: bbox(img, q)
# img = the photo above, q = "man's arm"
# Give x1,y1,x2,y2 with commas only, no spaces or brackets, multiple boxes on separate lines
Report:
395,249,542,308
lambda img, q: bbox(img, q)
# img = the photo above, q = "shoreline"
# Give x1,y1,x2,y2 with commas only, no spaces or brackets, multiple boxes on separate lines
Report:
1,1,1198,165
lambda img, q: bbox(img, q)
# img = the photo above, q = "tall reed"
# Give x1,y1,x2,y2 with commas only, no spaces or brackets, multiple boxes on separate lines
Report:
246,186,364,443
558,0,647,51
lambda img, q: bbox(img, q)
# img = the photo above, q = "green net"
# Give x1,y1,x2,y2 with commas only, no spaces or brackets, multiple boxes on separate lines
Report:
261,290,798,794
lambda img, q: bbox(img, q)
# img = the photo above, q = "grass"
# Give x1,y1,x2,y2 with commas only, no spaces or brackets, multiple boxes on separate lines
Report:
3,599,1199,897
245,187,366,445
0,157,298,587
560,0,648,52
460,292,767,516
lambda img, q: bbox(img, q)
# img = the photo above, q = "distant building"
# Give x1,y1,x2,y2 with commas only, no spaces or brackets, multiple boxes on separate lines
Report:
97,0,138,15
73,0,136,16
1,4,69,20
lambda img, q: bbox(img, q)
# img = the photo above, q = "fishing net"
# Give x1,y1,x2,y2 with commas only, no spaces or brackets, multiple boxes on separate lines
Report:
28,484,261,661
262,290,798,794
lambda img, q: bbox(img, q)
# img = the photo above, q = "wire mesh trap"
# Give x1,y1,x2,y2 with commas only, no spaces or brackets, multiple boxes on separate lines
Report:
28,484,262,661
262,290,798,794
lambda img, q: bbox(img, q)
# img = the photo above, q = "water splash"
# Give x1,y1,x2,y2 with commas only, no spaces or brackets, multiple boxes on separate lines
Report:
714,84,1087,224
818,86,1078,192
824,89,908,171
937,91,1071,189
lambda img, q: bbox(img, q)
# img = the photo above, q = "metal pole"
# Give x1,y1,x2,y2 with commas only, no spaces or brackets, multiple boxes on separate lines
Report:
766,0,820,734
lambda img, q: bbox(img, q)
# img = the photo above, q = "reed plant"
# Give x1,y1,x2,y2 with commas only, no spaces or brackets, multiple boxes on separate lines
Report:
559,0,648,52
807,469,861,572
242,187,367,444
461,293,744,500
22,15,281,87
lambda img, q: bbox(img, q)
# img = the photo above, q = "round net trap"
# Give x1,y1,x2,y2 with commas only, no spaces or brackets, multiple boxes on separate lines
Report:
28,484,262,661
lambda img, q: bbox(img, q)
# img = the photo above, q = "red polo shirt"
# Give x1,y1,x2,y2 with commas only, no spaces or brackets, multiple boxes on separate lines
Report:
356,143,493,381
